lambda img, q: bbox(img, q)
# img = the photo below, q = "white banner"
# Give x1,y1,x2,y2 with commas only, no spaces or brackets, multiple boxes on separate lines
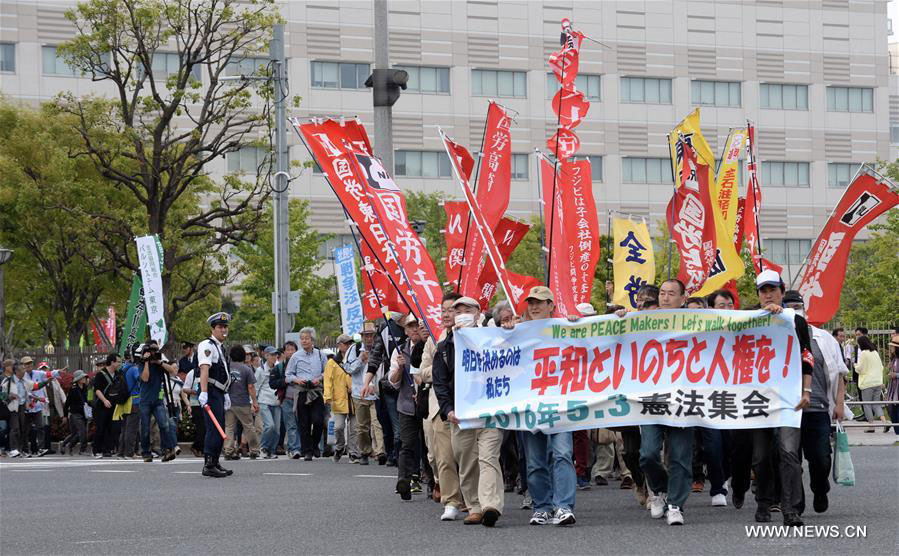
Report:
453,309,804,432
135,234,167,345
334,244,364,335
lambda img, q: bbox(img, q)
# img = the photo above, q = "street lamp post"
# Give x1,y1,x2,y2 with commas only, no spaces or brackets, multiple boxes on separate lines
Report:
0,246,13,357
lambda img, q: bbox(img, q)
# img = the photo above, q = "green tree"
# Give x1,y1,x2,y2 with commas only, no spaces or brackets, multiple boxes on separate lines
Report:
0,100,127,347
52,0,282,340
837,208,899,325
229,200,338,341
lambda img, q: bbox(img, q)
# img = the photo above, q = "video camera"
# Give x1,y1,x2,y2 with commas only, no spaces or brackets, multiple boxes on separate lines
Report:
137,343,163,362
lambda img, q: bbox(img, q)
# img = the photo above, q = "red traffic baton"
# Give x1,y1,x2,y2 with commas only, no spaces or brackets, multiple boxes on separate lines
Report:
204,404,227,440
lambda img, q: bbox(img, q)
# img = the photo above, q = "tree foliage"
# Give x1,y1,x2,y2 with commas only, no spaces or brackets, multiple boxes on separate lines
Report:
51,0,282,338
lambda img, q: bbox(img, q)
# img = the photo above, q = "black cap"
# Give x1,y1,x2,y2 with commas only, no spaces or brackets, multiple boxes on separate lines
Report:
783,290,804,305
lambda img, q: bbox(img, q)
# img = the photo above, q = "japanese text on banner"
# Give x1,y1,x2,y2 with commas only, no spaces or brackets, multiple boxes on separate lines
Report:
334,244,365,335
453,309,803,433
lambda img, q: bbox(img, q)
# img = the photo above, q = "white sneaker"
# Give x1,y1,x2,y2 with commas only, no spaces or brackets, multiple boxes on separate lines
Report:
649,493,668,519
666,505,684,525
440,506,460,521
711,493,727,507
553,507,576,526
8,449,20,458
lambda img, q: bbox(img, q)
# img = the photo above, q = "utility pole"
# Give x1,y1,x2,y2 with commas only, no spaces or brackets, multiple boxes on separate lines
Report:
369,0,407,174
272,23,291,348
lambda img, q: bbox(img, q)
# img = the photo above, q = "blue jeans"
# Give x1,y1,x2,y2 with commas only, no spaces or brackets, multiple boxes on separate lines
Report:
523,431,576,512
699,428,728,497
259,403,282,455
0,419,8,451
382,391,401,456
639,425,693,508
139,399,176,456
281,398,300,453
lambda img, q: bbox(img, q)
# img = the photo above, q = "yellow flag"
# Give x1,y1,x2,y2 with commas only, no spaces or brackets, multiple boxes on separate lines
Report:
714,128,747,243
669,109,745,296
612,217,655,310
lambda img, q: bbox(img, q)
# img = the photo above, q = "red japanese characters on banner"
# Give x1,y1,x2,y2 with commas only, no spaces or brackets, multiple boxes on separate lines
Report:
546,127,581,161
475,218,531,309
296,118,443,329
443,201,468,287
458,102,513,298
442,129,524,314
798,171,899,325
551,86,590,129
667,139,718,294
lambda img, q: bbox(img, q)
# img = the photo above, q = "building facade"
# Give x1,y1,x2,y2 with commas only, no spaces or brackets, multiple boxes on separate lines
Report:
0,0,893,284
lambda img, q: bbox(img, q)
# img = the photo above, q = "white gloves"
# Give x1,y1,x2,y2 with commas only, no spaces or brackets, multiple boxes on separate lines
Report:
224,394,231,411
198,392,208,407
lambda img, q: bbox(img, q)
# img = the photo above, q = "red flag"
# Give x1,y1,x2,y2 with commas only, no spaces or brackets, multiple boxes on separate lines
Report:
443,201,468,288
442,129,523,313
540,156,579,317
508,272,544,316
90,319,103,348
475,218,530,309
552,86,590,129
297,119,443,329
105,306,116,347
457,103,513,297
798,171,899,325
667,139,718,294
546,128,580,160
549,23,584,86
360,241,405,320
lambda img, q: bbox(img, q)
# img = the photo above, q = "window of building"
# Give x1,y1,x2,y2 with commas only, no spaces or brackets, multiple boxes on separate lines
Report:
585,155,603,182
311,61,370,89
622,157,673,183
826,86,874,113
395,150,452,178
395,65,450,94
42,46,79,76
691,80,741,107
827,162,859,188
150,52,202,81
226,57,268,77
511,153,528,180
227,146,270,173
620,77,672,104
471,69,527,98
0,43,14,72
546,73,601,101
892,123,899,144
765,238,812,266
761,161,810,187
760,84,809,110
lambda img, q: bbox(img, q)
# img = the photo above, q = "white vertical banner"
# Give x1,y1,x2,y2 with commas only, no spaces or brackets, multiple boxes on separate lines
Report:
135,234,167,345
334,244,365,335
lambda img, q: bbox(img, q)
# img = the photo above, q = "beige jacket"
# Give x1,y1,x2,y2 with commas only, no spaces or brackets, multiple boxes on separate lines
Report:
418,330,447,421
3,374,34,412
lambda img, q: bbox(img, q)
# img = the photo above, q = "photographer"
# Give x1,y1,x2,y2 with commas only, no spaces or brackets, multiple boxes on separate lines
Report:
138,341,178,462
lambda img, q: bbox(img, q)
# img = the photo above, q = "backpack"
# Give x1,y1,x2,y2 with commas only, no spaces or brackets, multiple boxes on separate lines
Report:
105,371,131,405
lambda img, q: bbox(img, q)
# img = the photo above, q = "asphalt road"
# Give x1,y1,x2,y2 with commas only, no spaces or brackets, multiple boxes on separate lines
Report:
1,446,896,555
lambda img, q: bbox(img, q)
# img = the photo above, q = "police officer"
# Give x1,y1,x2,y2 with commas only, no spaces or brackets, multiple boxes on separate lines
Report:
197,312,234,478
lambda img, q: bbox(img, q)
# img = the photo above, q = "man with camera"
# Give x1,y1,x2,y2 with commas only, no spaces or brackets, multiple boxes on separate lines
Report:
138,340,179,462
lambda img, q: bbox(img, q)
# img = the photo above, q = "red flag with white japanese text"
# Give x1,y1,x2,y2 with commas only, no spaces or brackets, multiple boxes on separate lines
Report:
360,241,406,320
540,156,578,317
443,201,468,288
508,272,544,315
457,102,513,297
546,128,580,160
441,129,523,313
295,118,443,330
475,218,530,309
666,139,718,294
552,86,590,129
798,171,899,325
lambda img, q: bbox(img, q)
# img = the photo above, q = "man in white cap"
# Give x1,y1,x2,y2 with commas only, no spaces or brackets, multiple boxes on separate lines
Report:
746,270,814,526
197,312,234,478
519,286,577,527
433,296,504,527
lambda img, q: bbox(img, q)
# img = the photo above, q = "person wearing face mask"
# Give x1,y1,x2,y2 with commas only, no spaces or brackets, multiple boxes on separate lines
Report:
433,296,505,527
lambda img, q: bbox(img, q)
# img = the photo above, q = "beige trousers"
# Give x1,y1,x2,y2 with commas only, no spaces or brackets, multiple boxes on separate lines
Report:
430,417,463,508
451,425,504,514
225,405,260,456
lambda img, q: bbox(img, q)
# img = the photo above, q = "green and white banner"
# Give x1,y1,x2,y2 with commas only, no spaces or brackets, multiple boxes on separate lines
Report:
135,234,167,345
119,274,147,358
